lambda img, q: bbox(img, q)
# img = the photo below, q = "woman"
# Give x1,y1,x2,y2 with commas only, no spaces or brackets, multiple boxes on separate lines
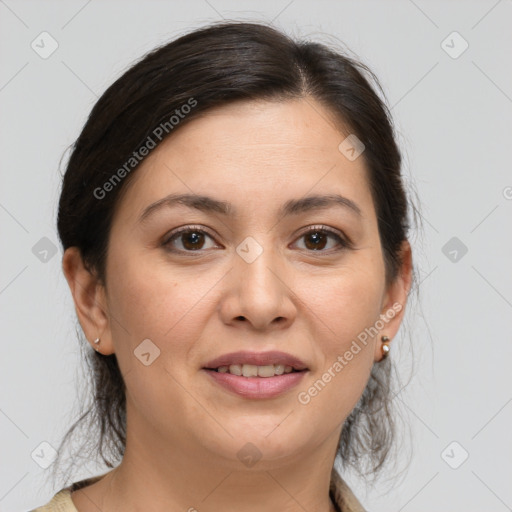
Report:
31,20,414,512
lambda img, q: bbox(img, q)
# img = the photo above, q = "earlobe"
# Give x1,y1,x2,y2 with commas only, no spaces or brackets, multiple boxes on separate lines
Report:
62,247,115,355
375,240,413,362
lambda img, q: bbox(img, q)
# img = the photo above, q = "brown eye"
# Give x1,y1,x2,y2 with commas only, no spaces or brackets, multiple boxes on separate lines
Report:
303,231,329,250
163,227,218,252
180,231,206,250
294,227,350,253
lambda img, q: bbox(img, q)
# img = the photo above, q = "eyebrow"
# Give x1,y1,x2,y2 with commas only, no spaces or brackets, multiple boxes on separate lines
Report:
138,192,362,223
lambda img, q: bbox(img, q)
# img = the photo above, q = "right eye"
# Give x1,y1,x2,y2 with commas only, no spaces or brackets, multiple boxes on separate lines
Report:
162,226,221,253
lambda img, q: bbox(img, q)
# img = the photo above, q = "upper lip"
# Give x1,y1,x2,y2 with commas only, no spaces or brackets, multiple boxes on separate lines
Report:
203,351,309,371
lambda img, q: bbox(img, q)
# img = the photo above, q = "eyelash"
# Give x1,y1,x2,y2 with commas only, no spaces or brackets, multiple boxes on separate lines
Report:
162,224,352,255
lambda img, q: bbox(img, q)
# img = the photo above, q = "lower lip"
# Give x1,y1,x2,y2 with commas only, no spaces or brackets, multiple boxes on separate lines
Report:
203,369,308,399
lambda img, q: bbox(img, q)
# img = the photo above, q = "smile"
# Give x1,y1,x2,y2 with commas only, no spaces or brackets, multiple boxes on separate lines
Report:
203,367,308,399
214,363,300,377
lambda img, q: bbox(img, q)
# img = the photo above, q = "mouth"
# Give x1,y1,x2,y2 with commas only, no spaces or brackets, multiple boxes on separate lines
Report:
204,364,305,377
202,350,309,399
203,350,309,374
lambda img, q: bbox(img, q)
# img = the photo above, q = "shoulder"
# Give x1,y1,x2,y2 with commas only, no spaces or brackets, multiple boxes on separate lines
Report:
29,471,365,512
28,488,77,512
28,475,104,512
330,469,367,512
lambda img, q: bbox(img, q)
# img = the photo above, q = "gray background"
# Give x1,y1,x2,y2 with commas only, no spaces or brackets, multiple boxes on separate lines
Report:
1,1,511,511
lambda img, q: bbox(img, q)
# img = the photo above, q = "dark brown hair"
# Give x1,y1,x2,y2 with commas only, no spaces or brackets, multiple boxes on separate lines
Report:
52,20,416,492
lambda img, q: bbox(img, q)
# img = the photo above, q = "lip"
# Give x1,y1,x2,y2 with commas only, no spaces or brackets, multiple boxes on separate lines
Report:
203,368,308,399
203,350,309,371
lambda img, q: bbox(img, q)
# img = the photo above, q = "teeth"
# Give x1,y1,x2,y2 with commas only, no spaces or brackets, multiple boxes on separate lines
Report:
257,365,275,377
228,364,242,376
215,364,297,377
274,364,285,375
242,364,258,377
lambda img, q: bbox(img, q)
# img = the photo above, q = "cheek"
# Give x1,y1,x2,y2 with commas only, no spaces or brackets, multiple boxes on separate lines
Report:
297,263,384,411
107,252,173,330
105,256,214,421
106,252,221,353
310,262,385,347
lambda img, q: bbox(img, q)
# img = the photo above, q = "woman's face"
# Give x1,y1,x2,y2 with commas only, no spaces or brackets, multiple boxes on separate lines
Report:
83,98,410,468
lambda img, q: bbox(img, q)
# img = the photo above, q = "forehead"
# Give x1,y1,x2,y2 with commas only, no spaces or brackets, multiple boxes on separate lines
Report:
165,97,351,154
115,98,373,221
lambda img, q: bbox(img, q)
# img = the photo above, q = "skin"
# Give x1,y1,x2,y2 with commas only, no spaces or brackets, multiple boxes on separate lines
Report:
63,97,412,512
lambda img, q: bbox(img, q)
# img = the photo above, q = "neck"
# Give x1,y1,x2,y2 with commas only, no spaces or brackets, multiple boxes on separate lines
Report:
96,404,341,512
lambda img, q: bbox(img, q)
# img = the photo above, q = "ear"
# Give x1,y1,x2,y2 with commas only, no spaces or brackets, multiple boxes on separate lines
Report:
374,240,413,362
62,247,115,355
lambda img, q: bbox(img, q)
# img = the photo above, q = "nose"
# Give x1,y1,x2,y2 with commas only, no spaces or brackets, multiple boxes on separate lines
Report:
218,241,297,332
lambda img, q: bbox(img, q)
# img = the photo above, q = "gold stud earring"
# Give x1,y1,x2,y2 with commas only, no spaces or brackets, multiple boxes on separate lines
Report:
93,338,100,352
381,335,390,359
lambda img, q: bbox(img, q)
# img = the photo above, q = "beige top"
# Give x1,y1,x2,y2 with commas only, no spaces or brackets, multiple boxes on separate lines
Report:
29,470,366,512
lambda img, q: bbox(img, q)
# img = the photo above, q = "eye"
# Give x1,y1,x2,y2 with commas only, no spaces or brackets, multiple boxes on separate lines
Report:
162,224,351,255
292,226,351,253
162,226,220,253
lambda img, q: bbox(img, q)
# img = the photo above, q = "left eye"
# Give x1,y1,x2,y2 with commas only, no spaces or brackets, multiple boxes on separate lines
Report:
293,227,347,252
